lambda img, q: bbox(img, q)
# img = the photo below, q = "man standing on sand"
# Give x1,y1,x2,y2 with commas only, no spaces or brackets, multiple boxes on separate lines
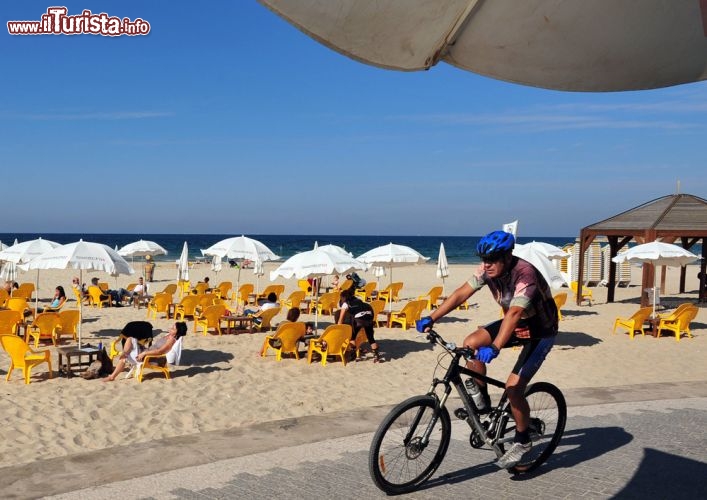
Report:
416,230,558,469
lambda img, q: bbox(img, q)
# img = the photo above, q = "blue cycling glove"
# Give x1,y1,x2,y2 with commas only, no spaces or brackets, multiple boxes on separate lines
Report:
416,316,434,333
477,345,500,364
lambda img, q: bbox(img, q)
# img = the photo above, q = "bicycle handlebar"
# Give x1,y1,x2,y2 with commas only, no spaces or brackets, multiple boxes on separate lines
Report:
426,329,475,360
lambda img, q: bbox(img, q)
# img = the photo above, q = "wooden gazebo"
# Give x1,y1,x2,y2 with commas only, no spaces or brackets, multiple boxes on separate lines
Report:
576,193,707,306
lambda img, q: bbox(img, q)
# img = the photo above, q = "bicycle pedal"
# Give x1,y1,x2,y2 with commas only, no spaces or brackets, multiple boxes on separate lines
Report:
454,408,468,420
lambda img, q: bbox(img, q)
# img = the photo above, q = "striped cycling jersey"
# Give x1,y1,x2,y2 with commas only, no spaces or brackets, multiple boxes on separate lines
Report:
468,257,558,338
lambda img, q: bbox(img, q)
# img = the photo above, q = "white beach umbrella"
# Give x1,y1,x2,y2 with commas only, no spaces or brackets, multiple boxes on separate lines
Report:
118,239,168,258
0,237,61,265
270,247,368,330
19,240,135,346
177,242,190,282
612,241,699,318
357,242,429,284
202,235,280,293
436,243,450,294
118,239,168,282
513,244,567,290
0,237,61,313
515,241,570,261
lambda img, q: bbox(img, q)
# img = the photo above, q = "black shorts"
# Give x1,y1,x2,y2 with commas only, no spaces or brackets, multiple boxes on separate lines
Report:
483,319,555,381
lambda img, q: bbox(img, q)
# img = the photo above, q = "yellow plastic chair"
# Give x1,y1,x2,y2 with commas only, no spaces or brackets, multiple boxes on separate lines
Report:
6,297,32,321
612,306,653,339
297,279,313,297
370,299,387,327
389,299,427,330
570,281,593,306
174,295,201,321
56,310,80,343
159,283,178,297
252,307,281,332
97,282,109,292
147,293,172,319
137,337,183,382
12,282,35,301
42,297,67,313
352,327,370,358
231,283,254,307
307,324,352,366
281,290,306,312
256,284,286,303
656,303,694,322
377,282,404,305
0,310,23,335
339,278,354,291
191,282,209,295
177,280,191,298
87,286,111,308
417,286,443,311
195,304,227,336
214,281,232,300
354,282,377,302
26,312,62,348
0,288,9,308
553,292,568,321
312,291,340,316
657,305,698,341
0,334,52,384
71,286,89,307
261,322,306,361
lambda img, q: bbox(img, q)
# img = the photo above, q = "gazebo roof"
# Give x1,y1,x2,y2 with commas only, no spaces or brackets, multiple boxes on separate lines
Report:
583,193,707,237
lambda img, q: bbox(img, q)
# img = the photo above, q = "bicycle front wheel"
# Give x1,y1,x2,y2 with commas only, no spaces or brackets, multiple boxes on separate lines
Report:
369,395,451,495
501,381,567,474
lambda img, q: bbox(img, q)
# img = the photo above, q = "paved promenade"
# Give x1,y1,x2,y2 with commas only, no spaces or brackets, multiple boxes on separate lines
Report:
5,381,707,499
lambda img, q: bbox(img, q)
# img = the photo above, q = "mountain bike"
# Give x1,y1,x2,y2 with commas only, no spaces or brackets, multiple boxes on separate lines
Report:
369,329,566,495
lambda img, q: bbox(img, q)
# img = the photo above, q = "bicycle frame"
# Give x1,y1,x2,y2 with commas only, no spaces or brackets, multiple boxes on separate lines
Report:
416,333,516,458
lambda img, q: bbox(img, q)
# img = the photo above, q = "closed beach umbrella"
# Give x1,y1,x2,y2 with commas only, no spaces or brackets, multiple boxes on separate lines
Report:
436,243,449,294
612,241,699,318
202,235,280,293
211,255,222,274
177,242,190,282
19,240,135,346
270,247,368,330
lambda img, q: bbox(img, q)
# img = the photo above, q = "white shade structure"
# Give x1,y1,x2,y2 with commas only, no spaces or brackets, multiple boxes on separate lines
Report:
19,239,135,346
270,247,368,329
612,241,700,317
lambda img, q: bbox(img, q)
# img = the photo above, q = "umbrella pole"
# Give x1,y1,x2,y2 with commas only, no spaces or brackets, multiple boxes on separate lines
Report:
78,269,83,347
35,268,39,317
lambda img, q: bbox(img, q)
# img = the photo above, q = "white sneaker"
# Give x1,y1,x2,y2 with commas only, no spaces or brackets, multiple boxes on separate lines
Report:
496,441,531,469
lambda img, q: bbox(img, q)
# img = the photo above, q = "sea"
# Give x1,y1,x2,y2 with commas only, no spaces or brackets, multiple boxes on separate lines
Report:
0,233,577,265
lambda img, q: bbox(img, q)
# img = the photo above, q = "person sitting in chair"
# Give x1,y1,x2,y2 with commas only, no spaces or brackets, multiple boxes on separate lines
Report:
103,320,155,381
41,285,67,312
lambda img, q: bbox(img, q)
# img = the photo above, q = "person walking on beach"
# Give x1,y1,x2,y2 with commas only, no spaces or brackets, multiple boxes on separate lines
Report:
416,230,558,469
338,287,383,363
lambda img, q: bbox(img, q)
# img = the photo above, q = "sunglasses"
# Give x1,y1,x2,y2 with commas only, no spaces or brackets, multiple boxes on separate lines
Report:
481,256,502,264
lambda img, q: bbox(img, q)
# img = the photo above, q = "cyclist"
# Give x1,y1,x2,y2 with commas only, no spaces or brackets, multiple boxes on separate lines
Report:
416,230,558,469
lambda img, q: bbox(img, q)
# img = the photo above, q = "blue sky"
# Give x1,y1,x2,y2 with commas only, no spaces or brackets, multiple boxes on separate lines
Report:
3,1,707,237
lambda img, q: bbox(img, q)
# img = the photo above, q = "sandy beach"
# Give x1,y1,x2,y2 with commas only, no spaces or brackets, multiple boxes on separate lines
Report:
1,261,705,468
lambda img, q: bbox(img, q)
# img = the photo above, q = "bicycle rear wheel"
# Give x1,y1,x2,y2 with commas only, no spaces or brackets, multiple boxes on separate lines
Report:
500,381,566,474
369,395,451,495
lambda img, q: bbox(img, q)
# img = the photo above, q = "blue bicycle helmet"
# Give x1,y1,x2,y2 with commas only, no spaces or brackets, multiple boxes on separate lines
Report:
476,231,515,260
